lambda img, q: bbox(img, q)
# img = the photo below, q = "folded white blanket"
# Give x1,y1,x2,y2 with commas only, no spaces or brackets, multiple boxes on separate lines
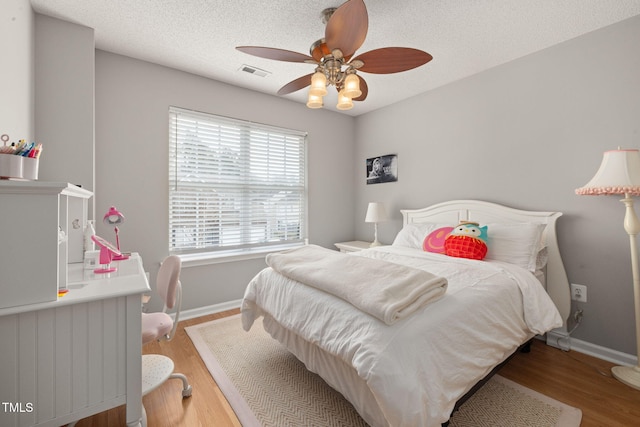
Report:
266,245,448,325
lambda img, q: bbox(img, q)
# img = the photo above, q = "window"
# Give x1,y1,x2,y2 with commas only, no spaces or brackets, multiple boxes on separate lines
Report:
168,106,307,258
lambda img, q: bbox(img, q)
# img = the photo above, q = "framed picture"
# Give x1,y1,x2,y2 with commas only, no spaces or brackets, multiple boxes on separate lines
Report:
366,154,398,184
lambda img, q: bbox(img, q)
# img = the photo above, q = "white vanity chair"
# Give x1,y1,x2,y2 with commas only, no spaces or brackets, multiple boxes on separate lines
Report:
140,255,192,426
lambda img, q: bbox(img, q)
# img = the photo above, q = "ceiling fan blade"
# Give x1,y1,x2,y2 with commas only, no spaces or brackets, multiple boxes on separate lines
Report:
353,75,368,101
236,46,314,63
353,48,433,74
325,0,368,59
277,74,313,95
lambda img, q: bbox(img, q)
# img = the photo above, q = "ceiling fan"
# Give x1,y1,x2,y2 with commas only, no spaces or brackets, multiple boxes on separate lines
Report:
236,0,433,110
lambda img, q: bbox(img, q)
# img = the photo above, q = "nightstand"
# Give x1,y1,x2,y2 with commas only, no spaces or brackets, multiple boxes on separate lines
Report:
334,240,373,253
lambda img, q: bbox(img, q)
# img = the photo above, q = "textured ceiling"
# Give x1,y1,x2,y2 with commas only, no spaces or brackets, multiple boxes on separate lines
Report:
30,0,640,116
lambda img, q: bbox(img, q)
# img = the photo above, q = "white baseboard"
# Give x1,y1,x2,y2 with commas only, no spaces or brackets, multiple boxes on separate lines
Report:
177,300,638,367
547,330,637,366
569,336,638,366
178,299,242,322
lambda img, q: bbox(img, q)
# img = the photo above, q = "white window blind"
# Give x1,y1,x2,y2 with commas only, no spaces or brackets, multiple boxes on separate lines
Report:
169,106,307,255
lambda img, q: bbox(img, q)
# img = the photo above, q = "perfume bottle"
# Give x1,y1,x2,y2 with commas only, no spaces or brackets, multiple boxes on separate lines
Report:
84,219,96,252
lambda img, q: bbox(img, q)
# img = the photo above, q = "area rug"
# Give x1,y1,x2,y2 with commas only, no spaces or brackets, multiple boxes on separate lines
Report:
185,315,582,427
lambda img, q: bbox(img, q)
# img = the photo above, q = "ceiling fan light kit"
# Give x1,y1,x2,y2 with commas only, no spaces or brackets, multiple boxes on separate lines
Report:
311,53,361,109
236,0,432,111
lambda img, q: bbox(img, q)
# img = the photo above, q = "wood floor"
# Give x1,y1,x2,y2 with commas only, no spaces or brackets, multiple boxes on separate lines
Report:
74,308,640,427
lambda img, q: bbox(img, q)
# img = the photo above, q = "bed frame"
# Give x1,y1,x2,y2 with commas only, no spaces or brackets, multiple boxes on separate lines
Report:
401,199,571,334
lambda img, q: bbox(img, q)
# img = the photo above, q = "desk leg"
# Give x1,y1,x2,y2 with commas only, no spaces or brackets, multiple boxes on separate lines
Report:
125,294,143,427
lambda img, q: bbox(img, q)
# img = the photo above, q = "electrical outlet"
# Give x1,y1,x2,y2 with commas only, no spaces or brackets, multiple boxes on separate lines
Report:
571,283,587,302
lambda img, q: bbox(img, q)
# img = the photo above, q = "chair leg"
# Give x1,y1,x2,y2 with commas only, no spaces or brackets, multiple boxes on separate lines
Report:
170,372,193,397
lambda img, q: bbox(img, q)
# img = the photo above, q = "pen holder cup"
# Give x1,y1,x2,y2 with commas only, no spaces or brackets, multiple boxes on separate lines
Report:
22,157,39,180
0,154,24,179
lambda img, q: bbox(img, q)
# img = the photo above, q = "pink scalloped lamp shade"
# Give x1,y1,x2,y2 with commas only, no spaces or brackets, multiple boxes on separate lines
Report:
576,149,640,196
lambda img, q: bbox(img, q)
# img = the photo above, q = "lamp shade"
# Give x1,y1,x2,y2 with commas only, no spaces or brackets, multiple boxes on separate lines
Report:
309,71,327,97
103,206,125,225
365,202,388,223
306,93,323,109
336,89,353,110
343,73,362,99
576,148,640,196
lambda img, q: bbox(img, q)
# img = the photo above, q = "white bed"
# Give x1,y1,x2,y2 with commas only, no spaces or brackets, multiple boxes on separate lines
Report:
241,200,571,427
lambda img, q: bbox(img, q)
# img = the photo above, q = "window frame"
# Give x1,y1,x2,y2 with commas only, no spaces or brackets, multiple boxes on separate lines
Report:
168,106,308,265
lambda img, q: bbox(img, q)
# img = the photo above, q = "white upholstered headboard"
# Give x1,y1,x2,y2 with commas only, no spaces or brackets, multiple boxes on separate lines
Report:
401,200,571,331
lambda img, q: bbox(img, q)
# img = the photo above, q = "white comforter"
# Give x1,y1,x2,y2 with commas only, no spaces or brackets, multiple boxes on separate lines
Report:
266,244,448,325
242,246,562,427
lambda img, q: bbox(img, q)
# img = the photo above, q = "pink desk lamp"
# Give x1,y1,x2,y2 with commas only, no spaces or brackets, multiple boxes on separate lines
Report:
91,235,122,273
103,206,130,260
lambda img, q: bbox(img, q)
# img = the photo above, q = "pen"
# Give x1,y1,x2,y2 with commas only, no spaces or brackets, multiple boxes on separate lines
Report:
20,142,34,156
13,141,25,155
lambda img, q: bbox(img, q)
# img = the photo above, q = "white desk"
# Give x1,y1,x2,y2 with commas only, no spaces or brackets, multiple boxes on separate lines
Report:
0,254,150,427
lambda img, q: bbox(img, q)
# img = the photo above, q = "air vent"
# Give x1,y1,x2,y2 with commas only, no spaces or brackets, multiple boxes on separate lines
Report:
239,64,271,78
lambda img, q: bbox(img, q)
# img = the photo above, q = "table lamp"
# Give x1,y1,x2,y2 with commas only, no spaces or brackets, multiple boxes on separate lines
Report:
103,206,129,260
576,147,640,390
365,202,389,247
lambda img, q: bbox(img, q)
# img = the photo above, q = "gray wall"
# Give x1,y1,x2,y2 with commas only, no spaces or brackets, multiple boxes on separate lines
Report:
1,0,34,142
35,14,95,211
354,15,640,355
94,51,355,312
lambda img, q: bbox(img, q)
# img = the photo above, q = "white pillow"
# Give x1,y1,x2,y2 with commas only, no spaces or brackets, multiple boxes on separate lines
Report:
392,223,451,249
536,247,549,271
484,222,545,272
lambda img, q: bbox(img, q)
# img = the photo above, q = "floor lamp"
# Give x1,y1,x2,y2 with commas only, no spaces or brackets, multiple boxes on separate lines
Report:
576,148,640,390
